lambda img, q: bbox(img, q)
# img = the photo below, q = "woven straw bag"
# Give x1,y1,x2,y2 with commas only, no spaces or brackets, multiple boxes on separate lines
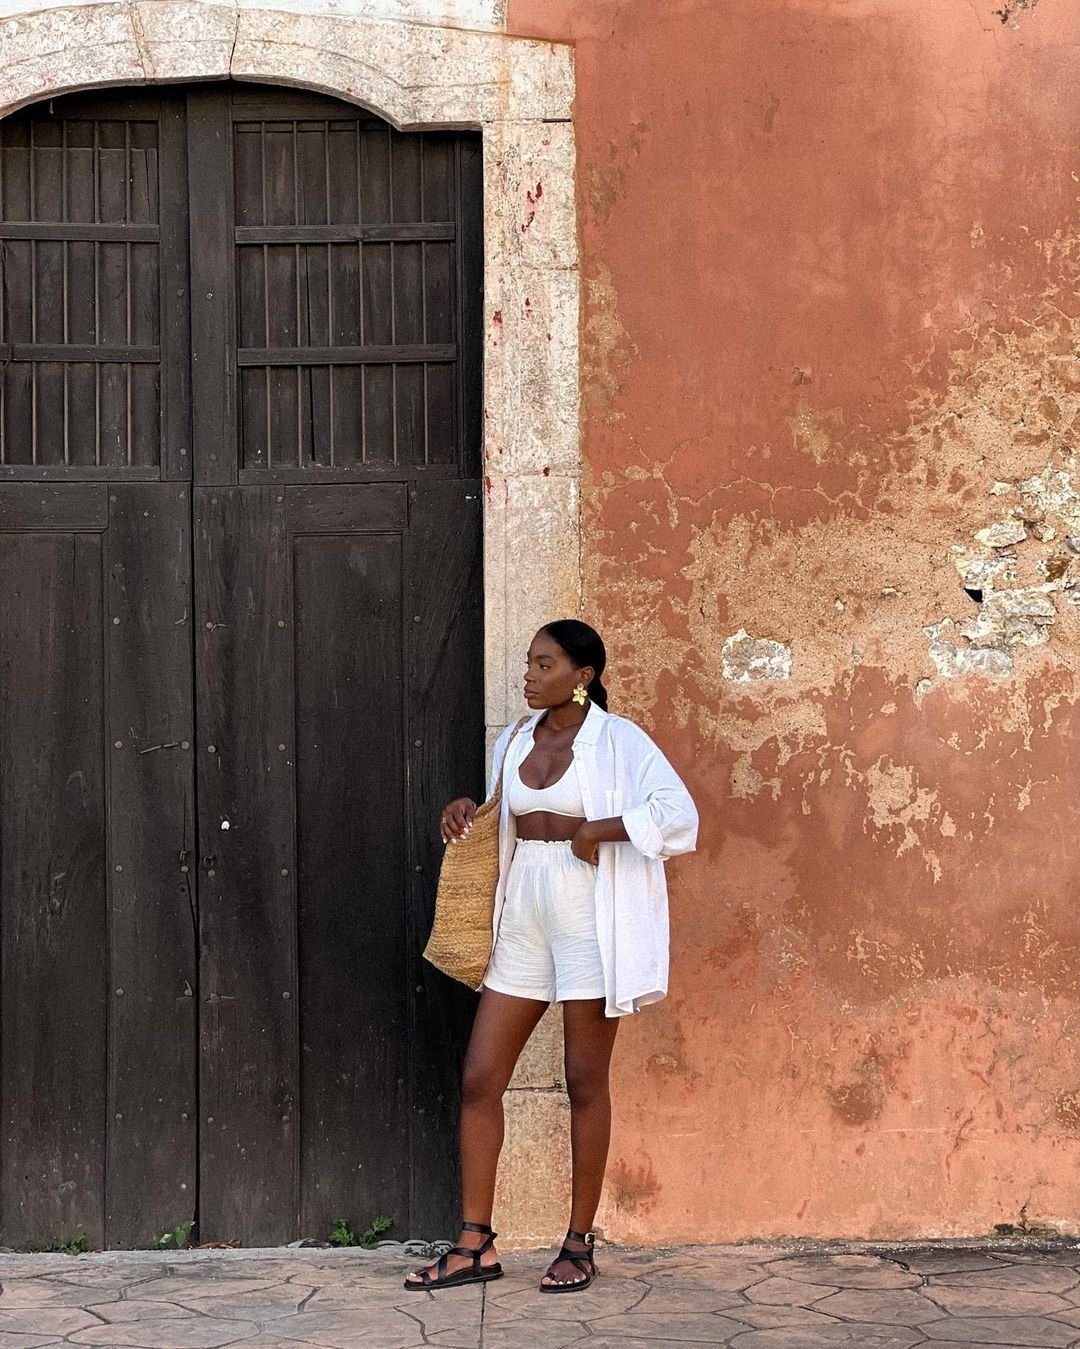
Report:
423,718,528,989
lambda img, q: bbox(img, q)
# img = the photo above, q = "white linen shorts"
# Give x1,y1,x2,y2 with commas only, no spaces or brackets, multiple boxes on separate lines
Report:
483,840,605,1003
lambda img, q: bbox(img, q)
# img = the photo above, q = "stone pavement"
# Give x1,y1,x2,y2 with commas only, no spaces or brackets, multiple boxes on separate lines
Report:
2,1238,1080,1348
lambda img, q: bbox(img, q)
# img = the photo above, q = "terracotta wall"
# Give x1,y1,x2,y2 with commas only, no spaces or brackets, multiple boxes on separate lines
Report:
507,0,1080,1241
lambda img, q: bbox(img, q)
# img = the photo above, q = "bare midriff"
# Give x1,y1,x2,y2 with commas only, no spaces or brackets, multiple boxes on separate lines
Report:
514,810,586,843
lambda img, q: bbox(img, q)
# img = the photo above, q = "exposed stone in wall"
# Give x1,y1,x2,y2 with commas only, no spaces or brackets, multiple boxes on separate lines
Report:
921,452,1080,691
994,0,1038,27
721,630,793,682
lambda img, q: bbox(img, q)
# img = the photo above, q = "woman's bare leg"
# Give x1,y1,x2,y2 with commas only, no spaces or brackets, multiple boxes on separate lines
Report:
405,987,548,1284
541,997,620,1287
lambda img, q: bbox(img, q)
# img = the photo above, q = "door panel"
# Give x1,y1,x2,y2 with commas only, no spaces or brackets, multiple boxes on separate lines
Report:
0,93,190,480
188,84,483,485
195,486,299,1242
0,529,108,1246
194,482,425,1243
0,485,196,1248
294,525,410,1236
104,484,197,1245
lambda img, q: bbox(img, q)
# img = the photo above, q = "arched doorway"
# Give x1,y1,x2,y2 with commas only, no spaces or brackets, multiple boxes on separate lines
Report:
0,81,484,1248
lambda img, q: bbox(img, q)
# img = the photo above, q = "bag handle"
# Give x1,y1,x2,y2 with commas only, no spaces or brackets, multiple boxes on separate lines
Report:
491,714,532,803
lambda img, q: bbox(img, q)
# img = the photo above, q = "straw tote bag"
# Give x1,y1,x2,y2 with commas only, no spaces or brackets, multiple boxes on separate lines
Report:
423,718,529,989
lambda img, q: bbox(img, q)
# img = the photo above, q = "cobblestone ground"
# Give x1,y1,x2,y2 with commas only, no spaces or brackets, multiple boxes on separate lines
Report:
2,1239,1080,1347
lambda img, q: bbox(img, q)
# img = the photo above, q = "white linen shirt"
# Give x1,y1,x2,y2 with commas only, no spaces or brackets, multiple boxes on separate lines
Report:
486,702,698,1018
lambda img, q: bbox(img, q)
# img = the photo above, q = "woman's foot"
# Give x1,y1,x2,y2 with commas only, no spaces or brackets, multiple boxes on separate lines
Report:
404,1224,501,1288
540,1231,596,1290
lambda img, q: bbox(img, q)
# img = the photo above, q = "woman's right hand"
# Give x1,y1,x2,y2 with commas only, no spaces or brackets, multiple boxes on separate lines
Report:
440,797,477,844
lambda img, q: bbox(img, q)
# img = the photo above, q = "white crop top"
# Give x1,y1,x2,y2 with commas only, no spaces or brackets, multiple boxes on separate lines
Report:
507,763,585,818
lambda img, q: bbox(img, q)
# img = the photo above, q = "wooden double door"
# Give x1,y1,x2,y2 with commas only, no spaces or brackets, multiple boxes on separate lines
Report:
0,84,483,1247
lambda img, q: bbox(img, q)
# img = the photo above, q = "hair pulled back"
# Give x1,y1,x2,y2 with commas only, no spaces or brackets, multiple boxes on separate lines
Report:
541,619,609,711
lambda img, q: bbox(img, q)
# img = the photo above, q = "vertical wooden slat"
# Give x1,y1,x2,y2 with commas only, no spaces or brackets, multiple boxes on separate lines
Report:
363,364,394,463
264,125,294,227
233,126,261,227
187,90,235,486
394,243,423,346
35,239,65,345
404,479,484,1237
2,361,32,466
421,134,451,223
92,239,124,345
36,361,64,467
130,365,160,467
302,244,330,465
395,363,425,466
391,133,421,223
326,122,358,226
426,363,456,466
104,483,197,1246
98,120,126,223
456,138,484,479
99,358,128,469
295,120,327,226
236,238,267,469
332,367,363,467
195,484,298,1244
0,530,107,1247
1,120,31,219
294,512,410,1238
159,96,189,482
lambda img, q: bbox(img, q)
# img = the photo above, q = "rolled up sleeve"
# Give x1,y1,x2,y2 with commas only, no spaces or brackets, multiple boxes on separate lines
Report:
621,742,699,862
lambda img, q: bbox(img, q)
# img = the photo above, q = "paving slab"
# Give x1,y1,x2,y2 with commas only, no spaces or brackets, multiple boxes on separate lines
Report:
1,1238,1080,1348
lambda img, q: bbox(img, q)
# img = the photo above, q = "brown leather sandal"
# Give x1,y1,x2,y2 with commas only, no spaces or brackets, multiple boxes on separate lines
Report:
539,1228,596,1293
403,1221,503,1291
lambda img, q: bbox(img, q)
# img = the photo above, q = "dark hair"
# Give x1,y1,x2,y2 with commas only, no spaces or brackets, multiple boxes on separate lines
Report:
541,619,609,711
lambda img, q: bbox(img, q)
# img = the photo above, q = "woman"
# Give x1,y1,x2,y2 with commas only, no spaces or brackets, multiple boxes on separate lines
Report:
406,620,697,1294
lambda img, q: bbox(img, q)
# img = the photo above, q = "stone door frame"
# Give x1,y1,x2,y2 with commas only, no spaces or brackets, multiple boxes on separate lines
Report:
0,0,581,750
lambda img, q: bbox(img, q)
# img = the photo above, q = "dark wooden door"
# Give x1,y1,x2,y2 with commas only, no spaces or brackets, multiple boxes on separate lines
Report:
0,84,483,1249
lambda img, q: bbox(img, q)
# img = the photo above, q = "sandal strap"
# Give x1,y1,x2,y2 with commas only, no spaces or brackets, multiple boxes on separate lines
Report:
555,1249,592,1274
453,1226,495,1257
448,1219,497,1262
566,1228,593,1245
422,1252,450,1286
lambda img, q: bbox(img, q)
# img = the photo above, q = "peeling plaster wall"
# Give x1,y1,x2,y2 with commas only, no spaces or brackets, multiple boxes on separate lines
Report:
508,0,1080,1241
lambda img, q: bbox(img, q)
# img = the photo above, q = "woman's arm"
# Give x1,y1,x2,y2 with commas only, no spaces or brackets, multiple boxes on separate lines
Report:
570,723,699,865
571,816,628,865
440,721,517,844
618,727,699,862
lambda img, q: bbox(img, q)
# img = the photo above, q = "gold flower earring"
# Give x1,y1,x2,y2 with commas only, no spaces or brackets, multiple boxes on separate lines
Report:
572,683,588,706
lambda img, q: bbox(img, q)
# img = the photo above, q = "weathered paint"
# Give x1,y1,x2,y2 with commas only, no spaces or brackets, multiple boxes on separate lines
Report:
508,0,1080,1240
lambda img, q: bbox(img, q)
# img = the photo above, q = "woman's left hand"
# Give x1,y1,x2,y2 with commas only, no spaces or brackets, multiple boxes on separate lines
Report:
571,821,600,866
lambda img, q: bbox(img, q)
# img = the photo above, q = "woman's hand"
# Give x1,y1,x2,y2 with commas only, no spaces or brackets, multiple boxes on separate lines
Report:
440,797,477,844
570,817,628,865
571,820,601,866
